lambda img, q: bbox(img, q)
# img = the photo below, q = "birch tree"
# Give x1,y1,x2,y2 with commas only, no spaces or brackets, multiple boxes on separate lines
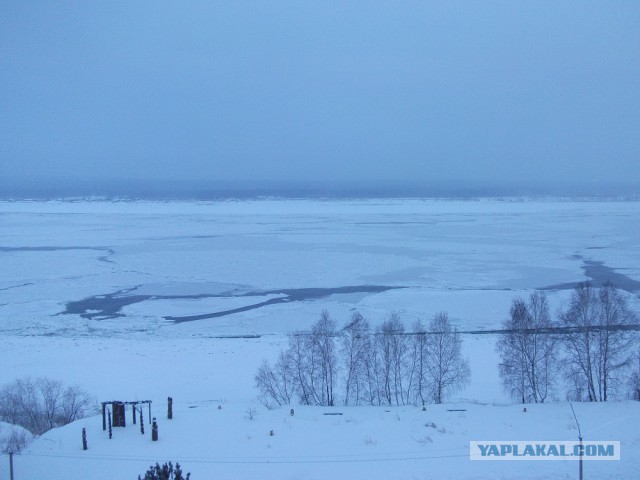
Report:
308,310,338,406
341,312,370,406
409,319,429,405
497,292,557,403
426,312,470,403
561,282,636,401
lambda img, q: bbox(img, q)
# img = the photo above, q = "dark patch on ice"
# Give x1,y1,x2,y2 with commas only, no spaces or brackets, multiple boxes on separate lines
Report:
0,246,115,263
61,285,404,322
354,221,437,226
541,258,640,294
207,334,262,339
0,246,107,252
146,235,221,241
0,282,34,291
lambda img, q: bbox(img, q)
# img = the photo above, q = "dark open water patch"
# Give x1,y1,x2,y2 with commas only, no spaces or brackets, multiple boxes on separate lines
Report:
0,246,115,263
542,259,640,294
61,285,404,322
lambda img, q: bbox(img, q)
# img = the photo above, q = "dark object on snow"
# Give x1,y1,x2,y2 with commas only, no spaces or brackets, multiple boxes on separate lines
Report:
290,408,294,416
446,409,467,412
168,397,173,420
140,409,145,435
323,412,343,416
269,429,274,436
82,428,87,450
152,418,158,441
101,400,152,432
108,411,112,439
113,401,126,427
138,461,190,480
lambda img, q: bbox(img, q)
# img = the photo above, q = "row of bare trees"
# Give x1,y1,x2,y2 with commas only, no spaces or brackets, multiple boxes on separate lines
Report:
255,310,469,407
498,282,638,403
0,377,94,435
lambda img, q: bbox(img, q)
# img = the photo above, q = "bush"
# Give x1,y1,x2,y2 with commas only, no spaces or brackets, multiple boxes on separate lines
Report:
138,462,190,480
0,377,94,435
0,423,34,453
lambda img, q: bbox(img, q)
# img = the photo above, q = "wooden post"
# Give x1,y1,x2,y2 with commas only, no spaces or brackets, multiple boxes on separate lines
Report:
152,418,158,441
82,428,88,450
108,411,112,439
102,402,106,431
168,397,173,419
140,409,145,435
133,403,137,425
148,401,152,425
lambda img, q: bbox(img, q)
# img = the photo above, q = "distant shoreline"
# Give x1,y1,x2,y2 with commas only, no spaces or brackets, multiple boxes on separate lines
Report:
1,194,639,203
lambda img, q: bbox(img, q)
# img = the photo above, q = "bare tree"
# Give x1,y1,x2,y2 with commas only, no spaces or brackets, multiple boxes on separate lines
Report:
0,377,93,435
498,298,529,403
630,351,640,401
362,330,383,406
561,283,599,401
388,313,408,406
497,292,557,403
287,332,314,405
255,350,294,407
561,282,636,401
409,319,429,405
426,312,470,404
308,310,339,406
594,282,636,400
256,311,339,407
0,425,33,454
375,313,409,405
341,312,370,406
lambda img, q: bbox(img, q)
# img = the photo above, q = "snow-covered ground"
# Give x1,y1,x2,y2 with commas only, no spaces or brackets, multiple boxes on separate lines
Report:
3,400,640,480
0,198,639,478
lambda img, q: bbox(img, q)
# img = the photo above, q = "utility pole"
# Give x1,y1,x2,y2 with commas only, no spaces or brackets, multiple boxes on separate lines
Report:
570,402,583,480
9,451,14,480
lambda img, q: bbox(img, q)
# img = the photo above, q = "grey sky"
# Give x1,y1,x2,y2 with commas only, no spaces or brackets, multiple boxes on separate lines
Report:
1,1,639,196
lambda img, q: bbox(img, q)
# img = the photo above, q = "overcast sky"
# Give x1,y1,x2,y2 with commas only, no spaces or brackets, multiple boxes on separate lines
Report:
1,1,639,196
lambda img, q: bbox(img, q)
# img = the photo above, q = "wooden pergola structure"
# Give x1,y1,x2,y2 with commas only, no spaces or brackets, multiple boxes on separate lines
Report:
101,400,152,431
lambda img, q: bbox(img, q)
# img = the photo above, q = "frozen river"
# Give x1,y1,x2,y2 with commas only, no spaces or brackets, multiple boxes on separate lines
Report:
0,197,639,428
1,198,638,337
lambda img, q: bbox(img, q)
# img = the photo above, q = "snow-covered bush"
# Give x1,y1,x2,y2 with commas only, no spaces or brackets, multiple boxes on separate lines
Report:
0,421,35,453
